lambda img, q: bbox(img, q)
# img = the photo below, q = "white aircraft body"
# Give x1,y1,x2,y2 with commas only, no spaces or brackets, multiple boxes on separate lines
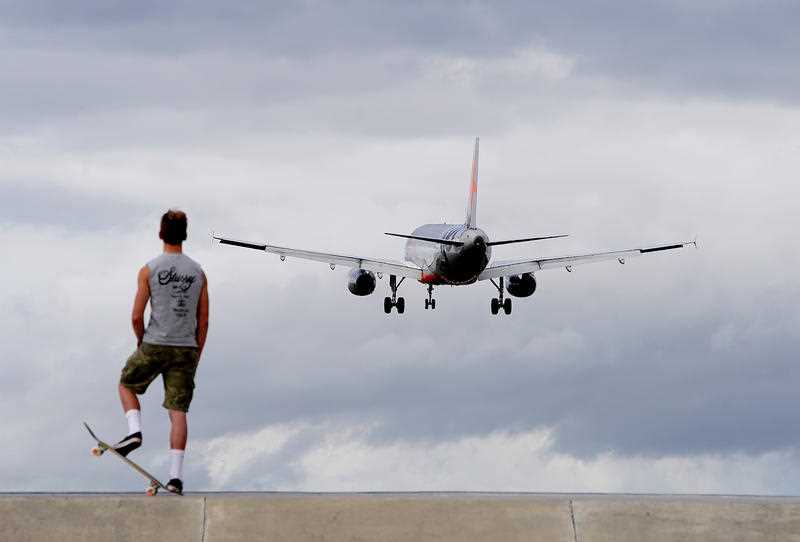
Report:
215,138,695,315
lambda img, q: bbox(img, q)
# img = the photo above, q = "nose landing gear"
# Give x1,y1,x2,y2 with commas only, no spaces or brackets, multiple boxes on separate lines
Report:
489,277,512,315
424,284,436,310
384,275,405,314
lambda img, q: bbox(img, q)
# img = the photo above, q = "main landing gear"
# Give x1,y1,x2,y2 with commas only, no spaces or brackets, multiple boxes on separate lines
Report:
490,277,512,315
424,284,436,310
384,275,405,314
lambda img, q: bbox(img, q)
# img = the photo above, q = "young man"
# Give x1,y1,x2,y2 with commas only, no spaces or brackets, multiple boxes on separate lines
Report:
115,209,209,495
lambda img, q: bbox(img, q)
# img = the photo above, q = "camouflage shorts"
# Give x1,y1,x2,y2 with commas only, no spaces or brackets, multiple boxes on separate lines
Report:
120,342,200,412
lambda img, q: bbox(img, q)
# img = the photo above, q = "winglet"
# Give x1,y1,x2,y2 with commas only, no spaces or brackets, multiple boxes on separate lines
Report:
465,137,479,227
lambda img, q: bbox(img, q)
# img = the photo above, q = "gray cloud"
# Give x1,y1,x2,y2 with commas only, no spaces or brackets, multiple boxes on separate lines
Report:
187,270,800,459
1,1,799,492
0,1,797,141
1,1,797,103
0,181,148,230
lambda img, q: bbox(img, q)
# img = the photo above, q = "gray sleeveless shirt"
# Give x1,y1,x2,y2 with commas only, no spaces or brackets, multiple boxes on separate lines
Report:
142,253,205,347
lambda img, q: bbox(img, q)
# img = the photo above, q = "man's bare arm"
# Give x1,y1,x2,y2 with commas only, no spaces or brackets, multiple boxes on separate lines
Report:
132,266,150,346
196,272,209,358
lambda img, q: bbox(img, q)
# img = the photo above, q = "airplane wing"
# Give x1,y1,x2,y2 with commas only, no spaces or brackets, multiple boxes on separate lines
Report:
478,240,697,281
213,235,423,280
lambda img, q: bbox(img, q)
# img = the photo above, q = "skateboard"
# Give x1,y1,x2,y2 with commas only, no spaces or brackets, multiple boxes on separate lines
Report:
83,422,176,496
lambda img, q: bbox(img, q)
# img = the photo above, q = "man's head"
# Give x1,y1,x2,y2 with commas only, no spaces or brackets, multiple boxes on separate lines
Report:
159,209,188,245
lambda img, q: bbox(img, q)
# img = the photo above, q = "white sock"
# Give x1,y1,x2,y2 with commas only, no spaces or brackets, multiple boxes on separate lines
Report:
169,449,185,480
125,409,142,435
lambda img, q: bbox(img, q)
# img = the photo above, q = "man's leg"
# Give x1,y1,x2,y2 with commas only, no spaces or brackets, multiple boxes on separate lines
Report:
168,409,188,450
162,346,198,493
116,346,160,455
119,383,141,412
114,384,143,453
167,410,187,491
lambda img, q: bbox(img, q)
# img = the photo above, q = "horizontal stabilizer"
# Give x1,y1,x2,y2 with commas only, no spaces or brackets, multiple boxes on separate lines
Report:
487,234,568,247
384,232,464,246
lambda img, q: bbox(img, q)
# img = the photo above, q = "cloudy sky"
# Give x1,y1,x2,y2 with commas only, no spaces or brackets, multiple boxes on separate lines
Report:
2,1,800,493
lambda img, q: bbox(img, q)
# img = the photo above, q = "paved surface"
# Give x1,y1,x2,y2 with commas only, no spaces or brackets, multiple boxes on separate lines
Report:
2,493,800,541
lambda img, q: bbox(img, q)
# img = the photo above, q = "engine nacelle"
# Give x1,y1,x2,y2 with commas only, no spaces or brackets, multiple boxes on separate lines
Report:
506,273,537,298
347,269,376,296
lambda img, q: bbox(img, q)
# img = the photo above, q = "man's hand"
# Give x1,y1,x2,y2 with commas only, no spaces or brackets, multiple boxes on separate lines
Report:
132,266,150,346
196,272,209,358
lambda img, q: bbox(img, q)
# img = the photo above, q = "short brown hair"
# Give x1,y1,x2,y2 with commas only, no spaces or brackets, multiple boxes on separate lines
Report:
159,209,188,245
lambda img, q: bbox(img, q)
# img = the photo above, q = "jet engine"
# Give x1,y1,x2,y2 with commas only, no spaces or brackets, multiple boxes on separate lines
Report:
506,273,537,297
347,269,377,296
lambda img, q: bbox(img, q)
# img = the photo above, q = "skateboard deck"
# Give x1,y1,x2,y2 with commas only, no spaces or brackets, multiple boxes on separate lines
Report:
83,422,176,496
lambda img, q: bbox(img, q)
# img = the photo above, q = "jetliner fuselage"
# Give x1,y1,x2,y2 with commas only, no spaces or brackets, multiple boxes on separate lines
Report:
405,224,491,285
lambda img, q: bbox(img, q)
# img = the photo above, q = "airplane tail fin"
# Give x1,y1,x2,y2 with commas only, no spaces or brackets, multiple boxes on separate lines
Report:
465,137,479,227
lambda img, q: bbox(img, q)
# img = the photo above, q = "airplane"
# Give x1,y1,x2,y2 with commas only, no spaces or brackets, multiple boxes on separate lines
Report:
213,138,696,315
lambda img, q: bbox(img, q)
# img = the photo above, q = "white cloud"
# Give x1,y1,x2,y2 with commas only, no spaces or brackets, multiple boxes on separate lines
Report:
192,421,800,495
195,423,307,488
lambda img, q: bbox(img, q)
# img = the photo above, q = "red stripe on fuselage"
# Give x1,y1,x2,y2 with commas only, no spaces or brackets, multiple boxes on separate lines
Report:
419,273,444,284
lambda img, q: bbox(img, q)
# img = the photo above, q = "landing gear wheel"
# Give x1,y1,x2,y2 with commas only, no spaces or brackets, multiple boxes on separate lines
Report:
146,486,158,497
490,277,512,315
384,275,406,314
91,446,104,457
425,284,436,310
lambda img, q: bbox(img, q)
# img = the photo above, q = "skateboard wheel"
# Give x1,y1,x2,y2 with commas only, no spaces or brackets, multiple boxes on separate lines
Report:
91,447,104,457
146,486,158,496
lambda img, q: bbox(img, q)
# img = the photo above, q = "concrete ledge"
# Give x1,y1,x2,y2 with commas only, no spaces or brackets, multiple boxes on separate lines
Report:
2,493,800,542
0,494,204,542
573,495,800,542
205,494,573,542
